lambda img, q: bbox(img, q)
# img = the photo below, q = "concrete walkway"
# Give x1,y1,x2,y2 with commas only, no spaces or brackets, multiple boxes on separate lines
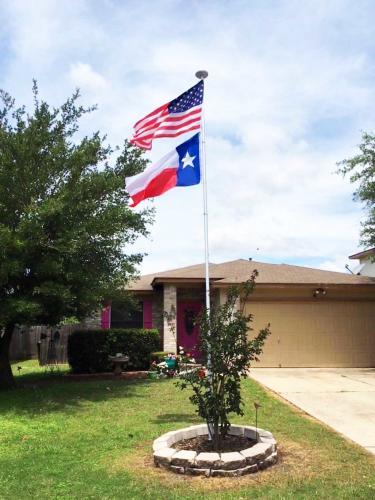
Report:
249,368,375,455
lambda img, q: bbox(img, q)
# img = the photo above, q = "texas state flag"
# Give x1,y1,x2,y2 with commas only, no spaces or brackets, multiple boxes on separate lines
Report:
125,133,200,207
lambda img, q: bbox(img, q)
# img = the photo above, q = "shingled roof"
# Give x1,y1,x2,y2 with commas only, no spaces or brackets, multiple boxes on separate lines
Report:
349,247,375,260
129,259,375,291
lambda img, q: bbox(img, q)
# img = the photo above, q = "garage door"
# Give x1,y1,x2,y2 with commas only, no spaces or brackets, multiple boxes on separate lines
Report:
246,301,375,368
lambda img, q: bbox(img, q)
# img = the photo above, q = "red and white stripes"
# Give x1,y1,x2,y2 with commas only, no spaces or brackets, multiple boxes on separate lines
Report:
131,103,202,150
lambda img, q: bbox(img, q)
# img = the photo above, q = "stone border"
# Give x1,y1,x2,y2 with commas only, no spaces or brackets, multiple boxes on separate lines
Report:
153,424,277,477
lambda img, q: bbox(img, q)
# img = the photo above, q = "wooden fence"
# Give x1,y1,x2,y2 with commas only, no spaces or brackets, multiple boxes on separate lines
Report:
9,325,77,364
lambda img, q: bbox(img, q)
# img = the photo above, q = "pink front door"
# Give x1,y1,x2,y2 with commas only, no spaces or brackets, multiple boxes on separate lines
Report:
177,301,203,359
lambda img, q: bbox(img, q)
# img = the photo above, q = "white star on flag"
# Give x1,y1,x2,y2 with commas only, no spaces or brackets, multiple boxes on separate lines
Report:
181,151,196,168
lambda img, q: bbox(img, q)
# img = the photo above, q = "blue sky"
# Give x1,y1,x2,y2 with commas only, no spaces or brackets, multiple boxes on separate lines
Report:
1,0,374,274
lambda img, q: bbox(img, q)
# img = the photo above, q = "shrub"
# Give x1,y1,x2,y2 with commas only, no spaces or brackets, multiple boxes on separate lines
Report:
68,329,160,373
177,272,271,451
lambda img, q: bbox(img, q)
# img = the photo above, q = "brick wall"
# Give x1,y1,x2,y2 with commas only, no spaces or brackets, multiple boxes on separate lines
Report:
163,285,177,352
80,310,102,329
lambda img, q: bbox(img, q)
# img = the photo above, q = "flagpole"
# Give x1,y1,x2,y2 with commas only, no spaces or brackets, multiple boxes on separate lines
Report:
196,69,214,440
195,70,210,316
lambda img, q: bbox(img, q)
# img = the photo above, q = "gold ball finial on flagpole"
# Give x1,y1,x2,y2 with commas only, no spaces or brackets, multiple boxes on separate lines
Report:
195,70,208,80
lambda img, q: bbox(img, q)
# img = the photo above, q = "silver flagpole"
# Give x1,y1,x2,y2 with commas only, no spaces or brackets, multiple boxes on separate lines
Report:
195,69,213,440
195,70,210,316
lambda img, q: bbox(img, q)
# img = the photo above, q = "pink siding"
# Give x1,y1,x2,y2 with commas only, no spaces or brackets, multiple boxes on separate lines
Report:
143,300,153,329
101,305,111,329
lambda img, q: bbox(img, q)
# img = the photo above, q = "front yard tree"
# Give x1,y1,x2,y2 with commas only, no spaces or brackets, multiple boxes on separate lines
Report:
338,131,375,248
0,83,152,390
179,272,271,451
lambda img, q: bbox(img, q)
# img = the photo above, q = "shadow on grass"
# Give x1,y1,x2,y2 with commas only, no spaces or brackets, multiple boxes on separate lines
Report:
152,412,200,424
0,374,167,419
14,371,69,385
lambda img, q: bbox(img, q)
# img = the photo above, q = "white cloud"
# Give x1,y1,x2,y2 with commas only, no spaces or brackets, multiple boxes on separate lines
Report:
69,62,108,92
317,253,358,274
1,0,374,275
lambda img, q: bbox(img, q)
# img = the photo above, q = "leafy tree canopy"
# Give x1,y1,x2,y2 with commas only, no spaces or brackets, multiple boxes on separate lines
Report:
338,131,375,248
0,82,152,389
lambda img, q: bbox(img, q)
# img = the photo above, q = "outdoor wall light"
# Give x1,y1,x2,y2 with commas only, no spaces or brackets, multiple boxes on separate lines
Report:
313,287,327,298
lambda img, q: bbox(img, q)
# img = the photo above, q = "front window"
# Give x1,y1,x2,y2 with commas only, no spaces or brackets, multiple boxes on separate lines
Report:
110,300,143,329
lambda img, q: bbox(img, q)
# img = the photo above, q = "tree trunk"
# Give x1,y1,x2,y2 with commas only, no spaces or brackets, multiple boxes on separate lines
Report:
0,324,16,390
212,421,220,451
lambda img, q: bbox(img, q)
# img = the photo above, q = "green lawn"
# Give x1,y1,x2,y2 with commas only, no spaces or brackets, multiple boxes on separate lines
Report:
0,361,374,499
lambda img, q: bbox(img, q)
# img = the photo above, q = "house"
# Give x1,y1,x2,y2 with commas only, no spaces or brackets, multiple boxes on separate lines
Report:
101,258,375,368
349,247,375,277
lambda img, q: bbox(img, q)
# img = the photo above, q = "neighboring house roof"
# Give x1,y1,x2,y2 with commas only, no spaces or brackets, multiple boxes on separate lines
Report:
349,248,375,260
129,259,375,291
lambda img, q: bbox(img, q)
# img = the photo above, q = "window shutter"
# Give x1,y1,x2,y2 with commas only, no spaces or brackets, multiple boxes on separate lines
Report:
101,305,111,329
143,300,153,329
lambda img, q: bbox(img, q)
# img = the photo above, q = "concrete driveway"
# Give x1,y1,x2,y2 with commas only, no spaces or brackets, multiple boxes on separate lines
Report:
249,368,375,455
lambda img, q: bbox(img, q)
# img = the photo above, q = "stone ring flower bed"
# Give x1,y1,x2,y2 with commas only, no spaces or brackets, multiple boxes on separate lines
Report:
153,424,278,477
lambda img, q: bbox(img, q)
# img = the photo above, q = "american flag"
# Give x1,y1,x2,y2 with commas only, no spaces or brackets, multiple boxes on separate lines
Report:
130,81,204,150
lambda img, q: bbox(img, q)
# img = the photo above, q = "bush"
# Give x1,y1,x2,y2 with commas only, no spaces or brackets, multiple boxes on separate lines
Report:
177,272,271,451
68,329,161,373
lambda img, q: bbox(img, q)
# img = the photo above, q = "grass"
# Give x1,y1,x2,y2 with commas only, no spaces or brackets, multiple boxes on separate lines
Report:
9,359,69,381
0,360,374,499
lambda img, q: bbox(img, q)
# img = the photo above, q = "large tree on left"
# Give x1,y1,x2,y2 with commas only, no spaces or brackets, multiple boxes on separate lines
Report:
0,83,152,389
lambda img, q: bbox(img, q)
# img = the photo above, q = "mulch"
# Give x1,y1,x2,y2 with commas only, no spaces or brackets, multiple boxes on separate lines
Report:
173,434,257,453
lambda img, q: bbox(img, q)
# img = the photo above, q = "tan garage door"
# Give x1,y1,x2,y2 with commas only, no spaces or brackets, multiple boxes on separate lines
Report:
246,301,375,367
